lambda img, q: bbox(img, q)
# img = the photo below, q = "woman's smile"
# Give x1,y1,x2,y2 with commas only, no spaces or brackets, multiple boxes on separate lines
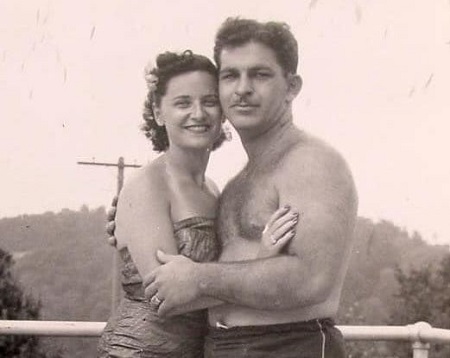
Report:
184,124,212,133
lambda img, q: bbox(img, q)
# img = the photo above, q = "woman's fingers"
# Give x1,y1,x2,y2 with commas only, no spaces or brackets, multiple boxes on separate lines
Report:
270,217,298,243
270,209,299,232
261,206,301,252
264,205,291,231
272,230,295,249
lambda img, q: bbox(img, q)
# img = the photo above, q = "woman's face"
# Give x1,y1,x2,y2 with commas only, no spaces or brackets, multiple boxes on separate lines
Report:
156,71,222,151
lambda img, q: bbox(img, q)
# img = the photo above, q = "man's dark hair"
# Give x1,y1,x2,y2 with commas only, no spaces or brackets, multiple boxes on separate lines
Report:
213,17,299,75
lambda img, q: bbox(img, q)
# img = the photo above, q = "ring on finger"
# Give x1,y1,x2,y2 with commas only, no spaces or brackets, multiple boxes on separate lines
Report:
149,295,163,310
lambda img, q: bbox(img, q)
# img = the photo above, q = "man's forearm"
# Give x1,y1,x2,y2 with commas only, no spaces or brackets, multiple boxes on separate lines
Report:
195,256,326,310
166,297,224,316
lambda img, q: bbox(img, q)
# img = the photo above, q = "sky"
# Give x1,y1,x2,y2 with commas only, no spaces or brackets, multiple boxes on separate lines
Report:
0,0,449,246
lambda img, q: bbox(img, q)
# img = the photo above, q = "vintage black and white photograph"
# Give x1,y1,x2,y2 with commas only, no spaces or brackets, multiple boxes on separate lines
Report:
1,1,449,357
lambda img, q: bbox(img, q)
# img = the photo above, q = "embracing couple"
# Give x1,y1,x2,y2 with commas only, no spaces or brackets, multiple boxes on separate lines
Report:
97,17,358,358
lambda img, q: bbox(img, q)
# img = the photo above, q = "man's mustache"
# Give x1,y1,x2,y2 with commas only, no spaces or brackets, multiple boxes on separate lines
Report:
230,99,258,107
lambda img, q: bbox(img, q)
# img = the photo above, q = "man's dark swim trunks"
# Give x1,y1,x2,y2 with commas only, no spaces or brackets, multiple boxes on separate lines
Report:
205,318,346,358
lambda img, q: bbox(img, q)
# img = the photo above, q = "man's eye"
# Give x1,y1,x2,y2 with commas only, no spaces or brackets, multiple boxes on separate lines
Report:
220,73,236,80
255,72,271,78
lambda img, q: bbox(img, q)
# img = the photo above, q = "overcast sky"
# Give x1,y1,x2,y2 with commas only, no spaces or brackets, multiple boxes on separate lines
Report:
1,0,449,246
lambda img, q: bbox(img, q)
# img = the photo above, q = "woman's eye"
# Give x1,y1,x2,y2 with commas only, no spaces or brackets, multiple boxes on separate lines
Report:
175,101,190,108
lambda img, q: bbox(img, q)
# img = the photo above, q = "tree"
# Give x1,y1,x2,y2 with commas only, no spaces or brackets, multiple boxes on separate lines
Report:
0,247,62,358
389,254,450,358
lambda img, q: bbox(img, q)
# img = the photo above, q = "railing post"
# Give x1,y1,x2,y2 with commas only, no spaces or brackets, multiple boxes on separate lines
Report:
408,321,432,358
412,341,430,358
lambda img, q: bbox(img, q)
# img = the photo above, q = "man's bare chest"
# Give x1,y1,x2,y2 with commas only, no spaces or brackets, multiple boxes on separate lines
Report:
218,169,279,243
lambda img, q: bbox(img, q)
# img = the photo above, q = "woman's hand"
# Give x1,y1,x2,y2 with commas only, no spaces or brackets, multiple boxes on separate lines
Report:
257,206,300,258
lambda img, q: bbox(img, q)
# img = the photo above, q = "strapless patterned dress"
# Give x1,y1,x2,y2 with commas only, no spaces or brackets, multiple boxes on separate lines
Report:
97,217,220,358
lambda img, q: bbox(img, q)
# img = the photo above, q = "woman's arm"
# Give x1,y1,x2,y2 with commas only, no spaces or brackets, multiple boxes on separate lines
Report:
115,167,178,278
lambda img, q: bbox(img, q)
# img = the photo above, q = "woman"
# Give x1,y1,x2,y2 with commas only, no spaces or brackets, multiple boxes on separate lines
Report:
97,50,298,357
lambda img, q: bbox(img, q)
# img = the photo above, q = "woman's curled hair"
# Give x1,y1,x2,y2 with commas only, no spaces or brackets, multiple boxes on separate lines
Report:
141,50,226,152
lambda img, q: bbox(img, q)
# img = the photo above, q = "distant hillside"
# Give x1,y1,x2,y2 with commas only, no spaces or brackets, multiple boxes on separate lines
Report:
339,218,449,326
0,208,448,357
0,207,114,357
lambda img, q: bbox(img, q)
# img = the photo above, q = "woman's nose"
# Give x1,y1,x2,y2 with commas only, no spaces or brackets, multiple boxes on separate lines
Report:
191,103,206,120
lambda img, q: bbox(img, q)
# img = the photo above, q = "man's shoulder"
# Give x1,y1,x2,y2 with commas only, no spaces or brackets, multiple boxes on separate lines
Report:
283,131,349,173
278,130,358,212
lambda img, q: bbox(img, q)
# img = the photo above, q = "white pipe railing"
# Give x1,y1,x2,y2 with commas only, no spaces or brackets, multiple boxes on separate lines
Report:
1,320,450,357
0,320,105,337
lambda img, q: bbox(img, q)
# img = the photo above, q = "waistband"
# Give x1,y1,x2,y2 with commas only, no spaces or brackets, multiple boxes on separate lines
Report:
209,318,336,336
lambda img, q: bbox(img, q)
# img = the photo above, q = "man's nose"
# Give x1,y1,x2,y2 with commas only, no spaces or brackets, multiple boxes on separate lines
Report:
235,75,253,97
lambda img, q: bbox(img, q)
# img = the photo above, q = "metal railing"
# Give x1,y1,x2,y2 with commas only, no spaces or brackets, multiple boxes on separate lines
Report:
1,320,450,357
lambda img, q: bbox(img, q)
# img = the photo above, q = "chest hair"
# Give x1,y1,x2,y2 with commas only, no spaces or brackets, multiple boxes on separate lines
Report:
218,165,279,245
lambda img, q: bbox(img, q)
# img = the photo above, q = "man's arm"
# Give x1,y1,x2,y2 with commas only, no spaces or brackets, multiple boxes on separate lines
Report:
148,206,299,316
107,188,298,316
145,145,358,315
201,146,358,309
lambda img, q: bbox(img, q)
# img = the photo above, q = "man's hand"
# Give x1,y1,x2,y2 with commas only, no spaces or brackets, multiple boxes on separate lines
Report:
106,195,118,247
143,250,201,316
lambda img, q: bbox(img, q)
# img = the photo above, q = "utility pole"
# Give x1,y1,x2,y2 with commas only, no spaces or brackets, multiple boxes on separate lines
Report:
77,157,141,313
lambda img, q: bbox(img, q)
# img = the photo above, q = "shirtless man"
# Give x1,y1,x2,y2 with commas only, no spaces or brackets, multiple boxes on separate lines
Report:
143,18,358,357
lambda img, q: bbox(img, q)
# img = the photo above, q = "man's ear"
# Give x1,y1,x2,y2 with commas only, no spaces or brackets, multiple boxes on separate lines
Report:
286,74,302,103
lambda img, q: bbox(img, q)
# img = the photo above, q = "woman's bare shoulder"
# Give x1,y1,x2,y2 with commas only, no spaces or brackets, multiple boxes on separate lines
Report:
115,157,170,219
121,157,166,197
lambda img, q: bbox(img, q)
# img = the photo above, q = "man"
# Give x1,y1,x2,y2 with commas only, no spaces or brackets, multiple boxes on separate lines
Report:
113,18,358,357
